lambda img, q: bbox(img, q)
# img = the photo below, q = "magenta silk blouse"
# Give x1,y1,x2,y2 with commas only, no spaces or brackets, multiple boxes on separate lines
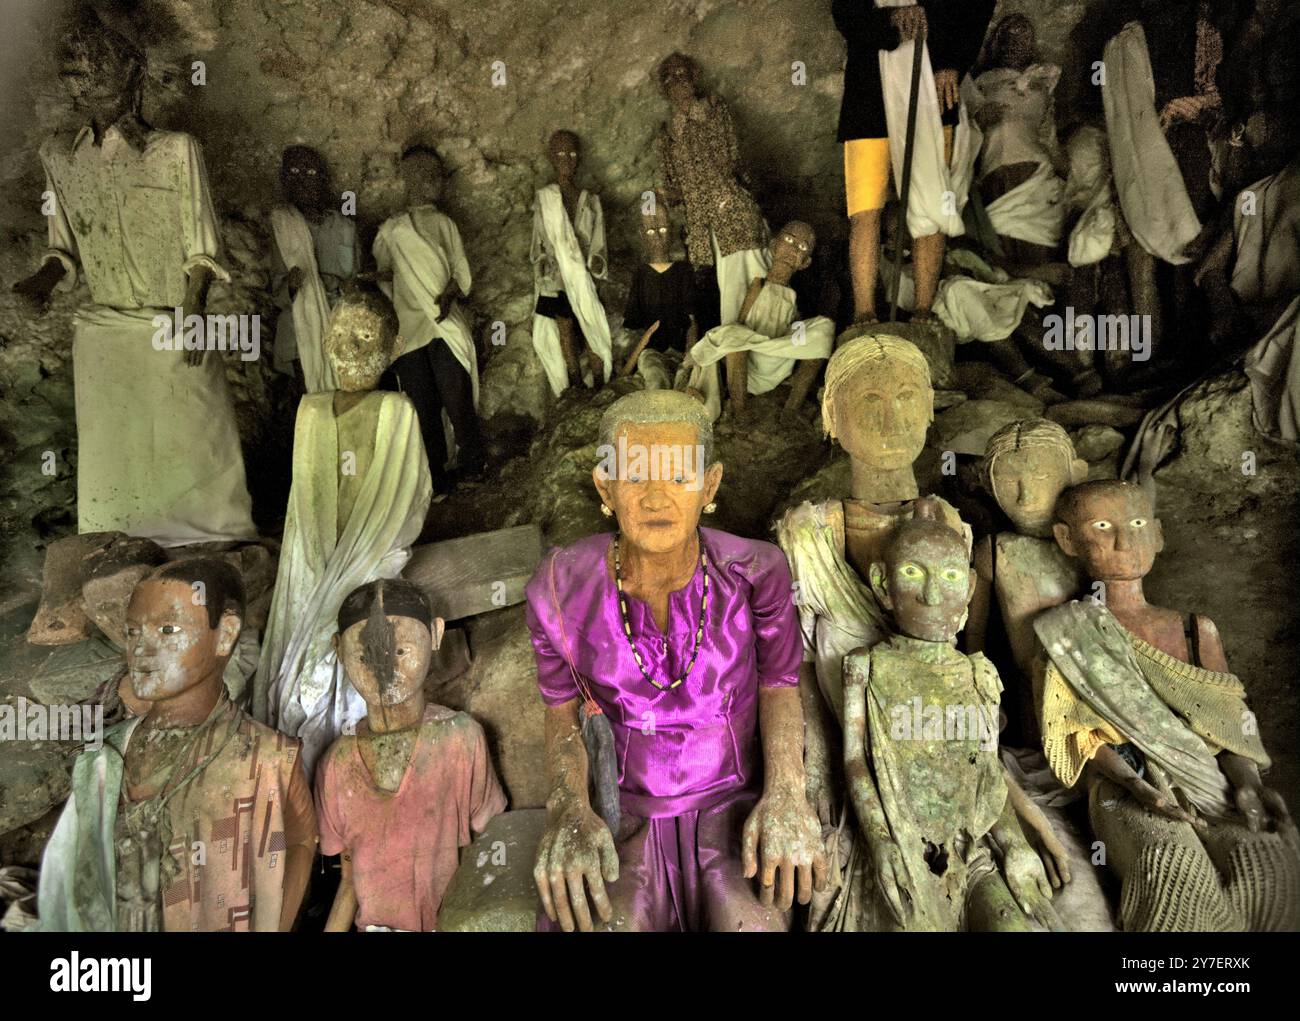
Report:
524,527,802,819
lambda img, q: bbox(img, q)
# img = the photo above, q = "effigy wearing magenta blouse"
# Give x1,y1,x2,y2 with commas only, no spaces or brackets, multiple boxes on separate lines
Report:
524,526,802,821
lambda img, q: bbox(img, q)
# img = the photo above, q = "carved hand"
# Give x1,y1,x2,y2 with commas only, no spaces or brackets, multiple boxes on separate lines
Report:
533,797,619,932
1160,96,1205,129
889,5,928,41
867,835,912,926
934,69,959,112
1002,839,1055,922
1221,753,1298,850
742,785,828,910
1128,775,1204,830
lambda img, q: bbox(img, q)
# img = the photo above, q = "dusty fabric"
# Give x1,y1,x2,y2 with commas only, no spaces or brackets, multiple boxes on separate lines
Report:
1244,296,1300,443
270,204,339,392
875,0,981,239
1000,746,1116,931
1233,156,1300,442
1064,125,1118,267
40,126,254,545
257,392,431,774
622,261,699,352
35,693,316,932
1101,22,1202,264
1090,777,1300,932
315,705,506,931
851,638,1008,930
374,206,479,405
1034,601,1268,818
687,281,834,419
530,184,613,393
270,208,356,374
931,248,1054,342
656,95,767,267
711,231,772,327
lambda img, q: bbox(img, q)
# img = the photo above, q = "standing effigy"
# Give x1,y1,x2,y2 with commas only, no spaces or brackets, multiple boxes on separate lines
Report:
270,144,358,393
530,130,612,393
654,53,771,327
12,10,254,545
256,288,432,774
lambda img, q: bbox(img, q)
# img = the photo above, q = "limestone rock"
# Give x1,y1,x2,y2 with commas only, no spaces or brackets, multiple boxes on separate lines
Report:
438,809,545,932
1071,424,1126,463
933,400,1038,457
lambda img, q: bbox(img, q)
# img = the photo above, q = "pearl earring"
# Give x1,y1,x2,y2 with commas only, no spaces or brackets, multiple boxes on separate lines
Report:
704,502,717,514
601,504,613,517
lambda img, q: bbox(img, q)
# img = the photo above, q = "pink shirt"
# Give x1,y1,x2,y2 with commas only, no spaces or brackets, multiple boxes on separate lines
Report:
314,705,506,931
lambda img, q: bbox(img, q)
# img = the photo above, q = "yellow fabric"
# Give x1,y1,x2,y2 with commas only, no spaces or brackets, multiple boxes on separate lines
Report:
845,138,890,216
1040,660,1123,788
844,127,956,217
1128,636,1271,769
1039,631,1271,790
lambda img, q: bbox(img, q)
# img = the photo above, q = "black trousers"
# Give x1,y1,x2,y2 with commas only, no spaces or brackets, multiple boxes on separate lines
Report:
379,341,485,488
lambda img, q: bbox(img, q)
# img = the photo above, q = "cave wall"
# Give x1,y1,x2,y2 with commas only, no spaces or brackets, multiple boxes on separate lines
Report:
0,0,1099,601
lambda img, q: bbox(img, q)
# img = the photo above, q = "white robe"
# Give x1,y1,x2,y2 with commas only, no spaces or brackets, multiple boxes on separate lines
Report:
271,204,338,393
257,391,432,774
687,282,835,420
40,126,255,545
876,0,980,239
1235,156,1300,442
1102,21,1201,264
969,65,1066,248
530,184,613,394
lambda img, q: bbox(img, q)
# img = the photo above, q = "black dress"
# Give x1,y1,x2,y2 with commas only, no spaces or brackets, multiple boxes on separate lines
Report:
622,261,700,352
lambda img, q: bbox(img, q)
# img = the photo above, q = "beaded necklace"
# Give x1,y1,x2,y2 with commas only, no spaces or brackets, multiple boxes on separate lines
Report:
613,531,709,691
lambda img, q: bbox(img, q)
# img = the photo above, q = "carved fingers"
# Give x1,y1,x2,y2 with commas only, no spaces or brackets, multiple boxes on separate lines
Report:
871,839,912,926
889,5,928,41
742,792,828,911
1003,842,1054,920
533,806,618,932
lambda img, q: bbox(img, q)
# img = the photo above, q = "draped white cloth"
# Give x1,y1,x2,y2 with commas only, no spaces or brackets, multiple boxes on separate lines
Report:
530,184,613,394
271,204,337,393
257,392,432,774
39,126,255,545
1064,126,1119,267
1235,156,1300,442
876,0,980,239
686,282,835,420
374,208,479,402
1101,21,1201,264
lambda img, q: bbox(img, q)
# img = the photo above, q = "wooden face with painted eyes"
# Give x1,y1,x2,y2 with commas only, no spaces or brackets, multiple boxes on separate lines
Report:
124,580,239,703
770,222,815,274
870,524,975,643
326,298,404,392
988,444,1087,539
1053,484,1163,582
547,132,580,181
640,204,672,262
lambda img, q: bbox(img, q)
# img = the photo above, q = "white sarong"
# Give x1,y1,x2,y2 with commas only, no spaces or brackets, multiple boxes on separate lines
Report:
271,205,337,393
876,0,979,239
257,391,431,774
530,185,613,394
1101,21,1201,264
686,282,834,420
73,306,255,545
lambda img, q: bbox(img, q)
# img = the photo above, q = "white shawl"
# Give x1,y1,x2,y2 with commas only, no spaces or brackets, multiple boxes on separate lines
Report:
271,205,338,393
530,184,613,394
257,391,431,774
